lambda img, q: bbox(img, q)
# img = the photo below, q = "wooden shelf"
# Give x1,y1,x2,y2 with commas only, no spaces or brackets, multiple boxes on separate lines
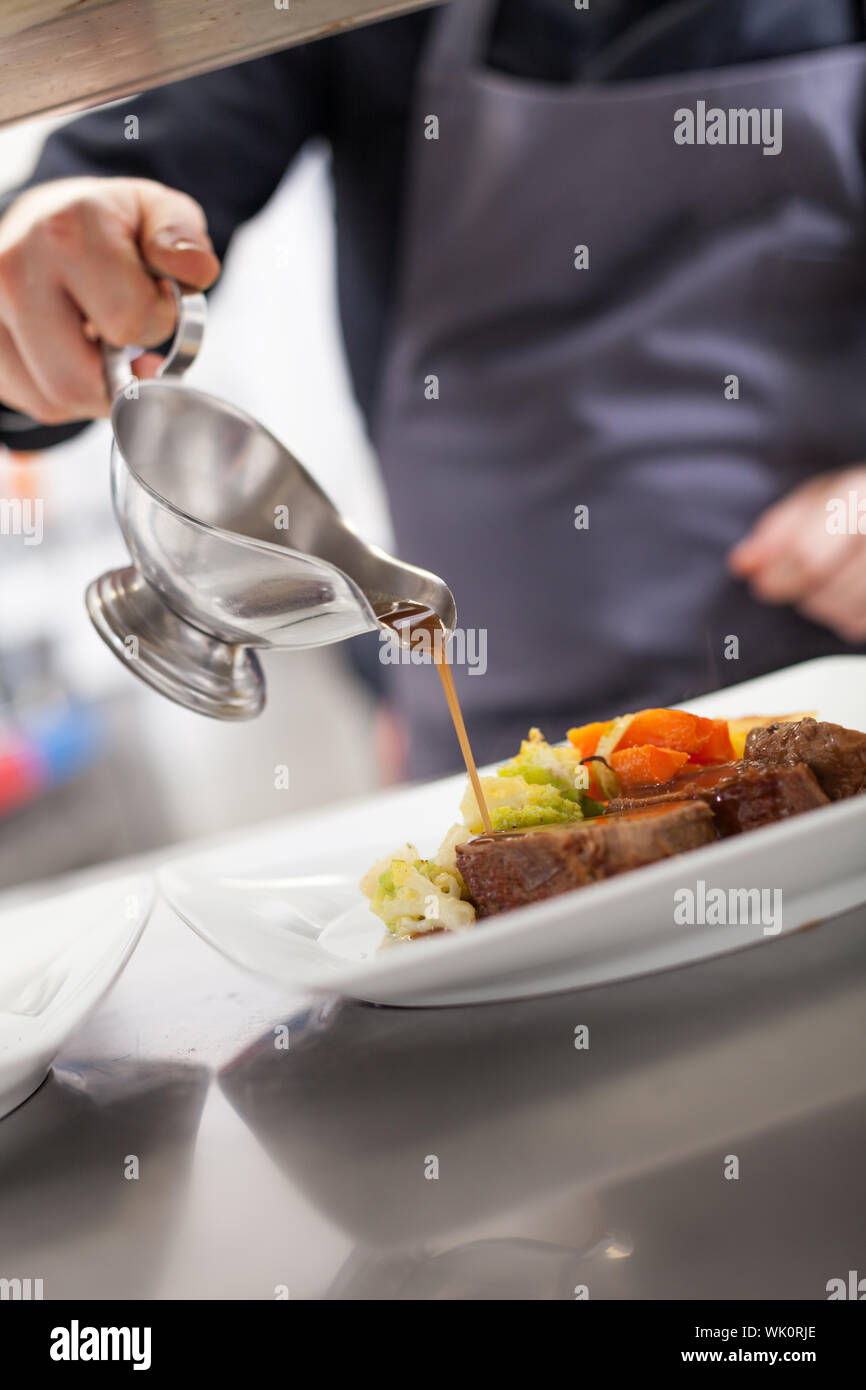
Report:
0,0,437,129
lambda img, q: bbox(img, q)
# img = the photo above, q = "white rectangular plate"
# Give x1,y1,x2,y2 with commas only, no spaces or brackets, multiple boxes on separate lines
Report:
159,657,866,1006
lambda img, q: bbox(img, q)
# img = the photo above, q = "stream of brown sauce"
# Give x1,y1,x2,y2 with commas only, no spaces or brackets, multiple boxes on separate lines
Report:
377,601,493,835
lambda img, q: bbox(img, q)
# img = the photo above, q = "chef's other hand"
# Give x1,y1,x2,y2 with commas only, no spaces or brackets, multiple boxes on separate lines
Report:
0,177,220,423
729,466,866,644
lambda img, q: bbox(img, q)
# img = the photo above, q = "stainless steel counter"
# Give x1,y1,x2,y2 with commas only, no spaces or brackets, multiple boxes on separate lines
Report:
0,872,863,1300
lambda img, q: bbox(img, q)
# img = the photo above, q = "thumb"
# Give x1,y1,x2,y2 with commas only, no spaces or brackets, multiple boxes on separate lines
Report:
135,180,221,288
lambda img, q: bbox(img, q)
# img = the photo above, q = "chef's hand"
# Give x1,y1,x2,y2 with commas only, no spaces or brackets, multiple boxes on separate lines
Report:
729,466,866,644
0,176,220,423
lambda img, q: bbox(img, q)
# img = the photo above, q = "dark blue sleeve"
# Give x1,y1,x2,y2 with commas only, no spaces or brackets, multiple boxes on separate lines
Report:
0,46,330,448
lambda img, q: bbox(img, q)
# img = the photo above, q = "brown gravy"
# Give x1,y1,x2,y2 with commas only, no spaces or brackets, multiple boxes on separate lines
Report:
627,762,744,799
377,601,493,835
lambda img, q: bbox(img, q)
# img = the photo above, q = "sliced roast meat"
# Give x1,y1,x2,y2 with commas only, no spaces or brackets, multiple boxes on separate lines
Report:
608,760,828,836
744,718,866,801
455,801,715,918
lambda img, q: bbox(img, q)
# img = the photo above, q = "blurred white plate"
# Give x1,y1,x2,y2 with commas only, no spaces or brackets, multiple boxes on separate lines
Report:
0,874,154,1117
160,657,866,1006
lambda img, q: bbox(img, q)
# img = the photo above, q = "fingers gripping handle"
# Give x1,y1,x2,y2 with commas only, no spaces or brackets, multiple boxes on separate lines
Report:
101,279,207,399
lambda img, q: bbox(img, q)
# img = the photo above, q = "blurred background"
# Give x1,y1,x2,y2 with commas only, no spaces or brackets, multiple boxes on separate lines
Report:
0,115,395,891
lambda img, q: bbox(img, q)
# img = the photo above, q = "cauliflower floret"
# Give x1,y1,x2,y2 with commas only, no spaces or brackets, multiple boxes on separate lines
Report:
359,844,418,900
432,822,472,878
361,843,476,940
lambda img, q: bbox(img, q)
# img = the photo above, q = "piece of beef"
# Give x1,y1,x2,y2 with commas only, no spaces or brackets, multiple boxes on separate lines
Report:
744,718,866,801
608,760,828,836
455,801,715,918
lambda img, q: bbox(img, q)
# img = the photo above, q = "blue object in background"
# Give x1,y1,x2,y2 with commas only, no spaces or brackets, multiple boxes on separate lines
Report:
23,703,105,787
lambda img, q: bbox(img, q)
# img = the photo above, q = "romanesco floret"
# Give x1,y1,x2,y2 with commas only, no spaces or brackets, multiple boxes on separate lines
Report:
497,727,590,801
460,773,588,834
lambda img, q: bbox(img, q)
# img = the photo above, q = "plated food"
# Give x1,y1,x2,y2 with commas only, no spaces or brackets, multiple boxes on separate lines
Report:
361,711,866,940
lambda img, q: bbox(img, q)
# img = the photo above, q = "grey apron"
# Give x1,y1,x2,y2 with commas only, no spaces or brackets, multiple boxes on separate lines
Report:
373,0,866,777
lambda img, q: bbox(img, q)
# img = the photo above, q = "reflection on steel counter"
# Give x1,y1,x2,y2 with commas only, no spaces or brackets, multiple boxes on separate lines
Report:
219,907,866,1299
0,1060,209,1299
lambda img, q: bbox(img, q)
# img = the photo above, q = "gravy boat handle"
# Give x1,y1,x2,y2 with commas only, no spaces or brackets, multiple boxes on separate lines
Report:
101,279,207,399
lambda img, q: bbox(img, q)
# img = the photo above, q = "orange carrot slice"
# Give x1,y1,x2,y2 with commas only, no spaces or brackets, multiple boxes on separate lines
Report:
618,709,713,756
691,718,736,764
610,744,689,789
566,721,611,757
